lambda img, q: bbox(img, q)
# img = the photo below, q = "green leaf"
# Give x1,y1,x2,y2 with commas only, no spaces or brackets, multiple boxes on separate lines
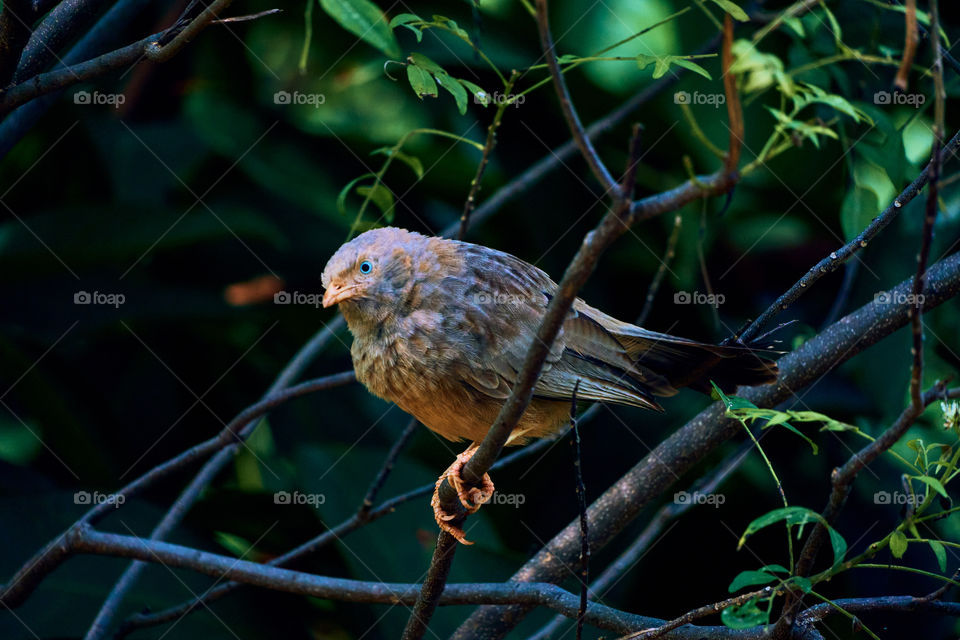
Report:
672,57,713,80
406,64,438,99
636,53,658,71
431,14,470,41
840,185,878,241
336,172,376,215
388,12,421,27
722,597,768,629
459,79,488,106
787,576,813,593
408,52,444,74
390,13,424,41
740,507,847,566
435,73,469,115
760,564,790,574
929,540,948,572
889,530,909,559
783,16,805,37
318,0,401,58
710,0,749,22
652,56,672,79
558,54,580,64
711,382,758,411
356,183,395,221
371,147,423,178
914,475,949,498
903,116,935,164
728,570,778,593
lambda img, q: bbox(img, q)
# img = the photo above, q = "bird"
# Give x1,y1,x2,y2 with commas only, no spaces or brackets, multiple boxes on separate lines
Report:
321,227,779,544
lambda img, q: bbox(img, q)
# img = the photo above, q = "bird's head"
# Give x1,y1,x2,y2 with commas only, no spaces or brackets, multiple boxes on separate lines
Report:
321,227,429,320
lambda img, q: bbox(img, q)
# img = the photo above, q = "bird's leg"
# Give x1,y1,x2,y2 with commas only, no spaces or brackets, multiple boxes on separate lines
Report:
430,442,495,545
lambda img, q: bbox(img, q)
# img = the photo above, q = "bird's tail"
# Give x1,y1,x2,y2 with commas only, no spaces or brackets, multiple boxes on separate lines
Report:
613,327,780,395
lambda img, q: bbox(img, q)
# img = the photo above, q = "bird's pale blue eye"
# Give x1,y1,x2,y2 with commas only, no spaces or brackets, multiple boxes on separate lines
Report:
359,260,373,274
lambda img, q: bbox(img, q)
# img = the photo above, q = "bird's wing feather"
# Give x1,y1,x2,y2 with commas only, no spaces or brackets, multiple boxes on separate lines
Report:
447,243,663,410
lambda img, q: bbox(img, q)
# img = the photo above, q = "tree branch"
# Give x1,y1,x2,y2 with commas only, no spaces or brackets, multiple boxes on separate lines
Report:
535,0,617,193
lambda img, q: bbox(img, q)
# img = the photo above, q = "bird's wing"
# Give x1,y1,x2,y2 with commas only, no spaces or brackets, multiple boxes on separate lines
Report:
446,243,663,410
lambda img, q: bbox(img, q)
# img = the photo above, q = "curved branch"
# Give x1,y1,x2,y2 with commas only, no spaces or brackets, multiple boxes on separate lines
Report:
535,0,618,193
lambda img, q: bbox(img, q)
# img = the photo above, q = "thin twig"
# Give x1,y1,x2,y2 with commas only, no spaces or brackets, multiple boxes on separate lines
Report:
637,214,683,325
535,0,617,193
458,70,520,239
569,383,589,640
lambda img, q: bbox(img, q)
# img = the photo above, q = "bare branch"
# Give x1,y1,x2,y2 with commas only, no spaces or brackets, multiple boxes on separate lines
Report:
535,0,618,193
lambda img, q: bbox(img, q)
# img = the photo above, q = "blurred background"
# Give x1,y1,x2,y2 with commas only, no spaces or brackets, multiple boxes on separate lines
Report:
1,0,959,637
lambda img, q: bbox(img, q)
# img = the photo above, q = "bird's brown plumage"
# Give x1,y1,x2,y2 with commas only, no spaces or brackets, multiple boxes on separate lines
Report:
321,227,778,444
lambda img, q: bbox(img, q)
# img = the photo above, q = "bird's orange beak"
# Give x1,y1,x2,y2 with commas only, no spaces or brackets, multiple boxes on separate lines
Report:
322,282,357,308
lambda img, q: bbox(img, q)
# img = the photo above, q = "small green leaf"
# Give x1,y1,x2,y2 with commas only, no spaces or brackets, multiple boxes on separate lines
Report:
318,0,401,58
787,576,813,593
929,540,948,572
336,173,376,215
636,53,658,71
388,12,421,27
783,16,805,37
371,147,423,178
356,183,395,221
406,64,438,98
889,530,909,559
459,79,488,107
408,52,444,74
728,570,778,593
760,564,790,574
672,57,713,80
652,56,672,79
915,475,949,498
710,0,749,22
435,73,468,115
722,597,768,629
390,13,424,42
558,54,579,64
740,507,846,566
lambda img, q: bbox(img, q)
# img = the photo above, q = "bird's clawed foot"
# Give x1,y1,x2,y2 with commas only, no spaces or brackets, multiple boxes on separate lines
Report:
430,443,495,545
